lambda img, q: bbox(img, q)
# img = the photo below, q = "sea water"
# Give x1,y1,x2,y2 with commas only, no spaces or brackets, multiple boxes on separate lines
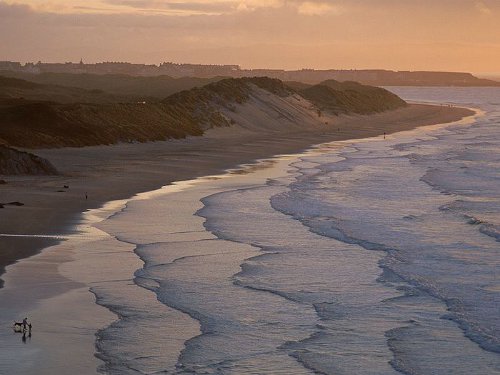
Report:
31,88,500,374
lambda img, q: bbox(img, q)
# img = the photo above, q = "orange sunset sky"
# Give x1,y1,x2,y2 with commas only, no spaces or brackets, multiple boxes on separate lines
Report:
0,0,499,74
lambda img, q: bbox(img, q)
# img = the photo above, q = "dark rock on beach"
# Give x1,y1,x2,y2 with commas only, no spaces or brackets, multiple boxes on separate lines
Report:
6,201,24,206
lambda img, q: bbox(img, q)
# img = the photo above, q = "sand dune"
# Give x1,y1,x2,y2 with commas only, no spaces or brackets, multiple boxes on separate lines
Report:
0,77,405,148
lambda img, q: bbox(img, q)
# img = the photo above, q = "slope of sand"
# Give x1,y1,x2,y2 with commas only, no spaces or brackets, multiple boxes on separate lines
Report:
0,103,474,283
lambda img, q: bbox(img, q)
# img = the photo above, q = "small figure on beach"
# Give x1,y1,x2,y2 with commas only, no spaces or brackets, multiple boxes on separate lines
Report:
383,132,386,139
22,317,28,331
85,192,88,200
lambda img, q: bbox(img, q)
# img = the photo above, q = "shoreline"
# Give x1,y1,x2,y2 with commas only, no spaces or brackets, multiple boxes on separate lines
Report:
0,103,473,286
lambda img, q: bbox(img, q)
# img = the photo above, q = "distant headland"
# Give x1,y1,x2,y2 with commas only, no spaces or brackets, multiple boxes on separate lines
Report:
1,60,499,87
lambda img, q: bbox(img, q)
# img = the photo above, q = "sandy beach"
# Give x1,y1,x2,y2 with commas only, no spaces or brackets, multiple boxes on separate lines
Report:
0,103,472,281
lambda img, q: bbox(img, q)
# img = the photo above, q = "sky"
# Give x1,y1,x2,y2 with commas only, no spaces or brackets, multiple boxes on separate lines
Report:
0,0,499,74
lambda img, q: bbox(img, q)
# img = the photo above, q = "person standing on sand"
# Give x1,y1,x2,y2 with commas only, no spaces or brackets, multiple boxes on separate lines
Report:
22,317,28,331
85,192,88,200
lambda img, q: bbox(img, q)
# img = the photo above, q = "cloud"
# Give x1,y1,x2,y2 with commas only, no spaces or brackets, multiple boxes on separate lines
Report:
475,1,491,15
296,1,341,16
235,0,283,13
1,0,287,16
0,1,33,17
2,0,342,17
102,0,236,15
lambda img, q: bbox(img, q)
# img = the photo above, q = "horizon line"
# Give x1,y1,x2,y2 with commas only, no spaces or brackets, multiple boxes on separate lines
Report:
2,59,499,77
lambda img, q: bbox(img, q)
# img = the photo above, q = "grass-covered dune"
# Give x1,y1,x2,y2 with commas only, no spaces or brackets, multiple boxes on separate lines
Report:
0,98,206,148
0,76,406,149
299,80,407,115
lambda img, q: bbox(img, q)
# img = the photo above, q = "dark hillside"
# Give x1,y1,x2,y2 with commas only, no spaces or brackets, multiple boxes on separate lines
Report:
0,75,128,103
0,71,224,101
0,76,40,90
284,81,312,91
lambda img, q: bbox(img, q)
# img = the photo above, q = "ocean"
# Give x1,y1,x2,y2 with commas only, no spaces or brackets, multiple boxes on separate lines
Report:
1,87,499,374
